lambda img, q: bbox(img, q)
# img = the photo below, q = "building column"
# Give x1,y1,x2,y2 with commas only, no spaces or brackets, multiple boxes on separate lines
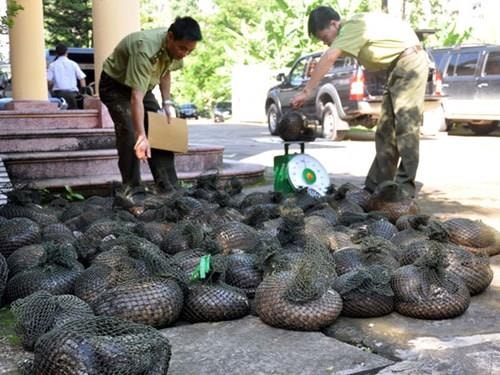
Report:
7,0,56,110
92,0,141,94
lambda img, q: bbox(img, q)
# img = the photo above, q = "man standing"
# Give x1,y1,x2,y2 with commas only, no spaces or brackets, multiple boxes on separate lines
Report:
99,16,202,192
291,6,428,198
47,43,88,109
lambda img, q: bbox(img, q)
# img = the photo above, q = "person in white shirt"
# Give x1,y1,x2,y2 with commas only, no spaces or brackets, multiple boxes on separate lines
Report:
47,43,88,109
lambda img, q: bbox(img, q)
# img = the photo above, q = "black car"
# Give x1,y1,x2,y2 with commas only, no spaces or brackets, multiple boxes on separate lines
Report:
265,50,444,140
429,44,500,135
178,103,199,119
213,101,232,122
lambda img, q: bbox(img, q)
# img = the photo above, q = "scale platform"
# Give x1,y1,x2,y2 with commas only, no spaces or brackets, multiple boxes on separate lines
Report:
273,141,330,196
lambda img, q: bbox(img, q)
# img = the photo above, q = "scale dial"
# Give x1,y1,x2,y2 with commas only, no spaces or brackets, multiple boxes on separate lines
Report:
287,154,330,196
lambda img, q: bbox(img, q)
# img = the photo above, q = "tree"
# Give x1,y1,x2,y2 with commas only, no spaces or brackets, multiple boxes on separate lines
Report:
43,0,92,48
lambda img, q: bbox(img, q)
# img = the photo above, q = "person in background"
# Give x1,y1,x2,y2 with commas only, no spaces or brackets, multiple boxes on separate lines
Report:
290,6,428,198
99,16,202,193
47,43,88,109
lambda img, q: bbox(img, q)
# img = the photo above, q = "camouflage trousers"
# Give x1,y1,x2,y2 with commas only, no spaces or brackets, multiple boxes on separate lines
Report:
364,49,428,197
99,72,177,191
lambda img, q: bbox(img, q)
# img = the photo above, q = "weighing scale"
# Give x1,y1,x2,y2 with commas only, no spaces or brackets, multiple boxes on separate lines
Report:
273,141,330,197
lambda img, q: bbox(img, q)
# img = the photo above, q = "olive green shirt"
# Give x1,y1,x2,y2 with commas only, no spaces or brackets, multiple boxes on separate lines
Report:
102,28,183,92
331,13,419,71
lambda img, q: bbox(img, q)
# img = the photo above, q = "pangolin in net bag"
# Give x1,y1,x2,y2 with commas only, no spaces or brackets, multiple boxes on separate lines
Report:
31,316,171,374
255,238,343,331
5,242,84,303
0,253,7,304
10,291,94,351
332,236,400,276
0,202,58,226
224,252,264,297
332,265,395,317
401,238,493,296
91,276,184,328
0,217,41,258
210,221,259,254
160,221,205,255
442,217,500,256
181,255,250,323
41,223,77,245
391,244,471,319
367,181,419,223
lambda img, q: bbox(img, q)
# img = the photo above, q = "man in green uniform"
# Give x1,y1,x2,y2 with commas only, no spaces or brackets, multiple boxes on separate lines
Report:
99,16,202,192
291,6,428,197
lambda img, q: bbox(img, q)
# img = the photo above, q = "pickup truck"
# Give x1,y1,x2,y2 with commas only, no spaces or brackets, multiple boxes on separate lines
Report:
429,44,500,135
265,50,444,140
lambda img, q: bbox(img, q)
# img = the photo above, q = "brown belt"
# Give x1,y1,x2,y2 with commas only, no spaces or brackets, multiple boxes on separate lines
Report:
399,45,423,59
389,45,423,70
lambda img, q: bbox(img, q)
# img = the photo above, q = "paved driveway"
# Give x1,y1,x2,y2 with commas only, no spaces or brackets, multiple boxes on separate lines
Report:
188,121,500,230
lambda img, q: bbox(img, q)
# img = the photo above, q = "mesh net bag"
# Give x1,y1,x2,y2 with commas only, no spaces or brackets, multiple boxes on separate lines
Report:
395,214,431,231
255,238,343,331
391,245,471,319
11,291,94,350
401,239,494,296
0,253,7,303
335,183,372,211
92,276,184,328
243,203,281,228
74,220,136,263
160,221,205,255
277,203,306,247
224,253,264,297
445,243,494,296
42,223,77,244
173,195,205,221
443,217,500,255
5,243,84,303
132,222,172,246
0,203,58,226
358,236,401,267
391,228,429,248
332,265,394,317
181,255,250,322
6,243,47,277
239,191,282,210
367,181,420,223
360,219,399,240
32,316,171,374
305,203,339,226
0,217,41,258
210,221,259,254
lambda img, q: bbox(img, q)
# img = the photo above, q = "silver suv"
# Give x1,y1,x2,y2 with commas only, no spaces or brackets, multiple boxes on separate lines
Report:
429,44,500,135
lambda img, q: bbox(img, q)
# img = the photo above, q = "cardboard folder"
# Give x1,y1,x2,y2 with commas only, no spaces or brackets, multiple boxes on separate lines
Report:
147,111,188,153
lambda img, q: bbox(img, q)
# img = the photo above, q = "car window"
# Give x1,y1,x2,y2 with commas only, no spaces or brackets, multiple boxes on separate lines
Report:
484,51,500,76
431,50,449,73
290,58,309,85
447,51,480,76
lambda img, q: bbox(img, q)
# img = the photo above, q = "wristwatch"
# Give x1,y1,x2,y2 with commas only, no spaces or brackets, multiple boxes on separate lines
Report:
162,99,174,105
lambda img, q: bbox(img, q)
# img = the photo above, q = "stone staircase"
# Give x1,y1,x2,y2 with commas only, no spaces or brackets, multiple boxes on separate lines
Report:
0,101,264,196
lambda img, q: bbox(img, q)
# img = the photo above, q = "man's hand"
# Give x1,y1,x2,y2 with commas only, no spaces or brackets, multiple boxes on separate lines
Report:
162,104,172,124
134,134,151,160
290,90,308,109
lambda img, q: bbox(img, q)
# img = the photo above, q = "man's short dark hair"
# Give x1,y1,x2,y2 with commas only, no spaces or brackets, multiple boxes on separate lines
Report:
308,6,340,38
168,16,202,42
55,43,68,56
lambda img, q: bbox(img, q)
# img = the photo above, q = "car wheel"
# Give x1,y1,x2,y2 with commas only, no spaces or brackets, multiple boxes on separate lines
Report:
469,122,498,135
321,102,347,141
267,103,279,135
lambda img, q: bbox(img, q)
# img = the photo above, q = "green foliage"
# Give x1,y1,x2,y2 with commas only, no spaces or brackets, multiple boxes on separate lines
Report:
43,0,92,48
0,307,20,346
0,0,24,33
63,185,84,201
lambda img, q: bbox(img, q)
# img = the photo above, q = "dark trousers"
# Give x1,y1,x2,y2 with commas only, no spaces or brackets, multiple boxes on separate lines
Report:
52,90,80,109
364,49,428,197
98,72,177,191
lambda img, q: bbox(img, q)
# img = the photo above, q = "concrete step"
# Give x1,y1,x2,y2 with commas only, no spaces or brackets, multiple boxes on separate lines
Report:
0,128,116,153
19,160,265,196
2,144,225,182
0,109,101,131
